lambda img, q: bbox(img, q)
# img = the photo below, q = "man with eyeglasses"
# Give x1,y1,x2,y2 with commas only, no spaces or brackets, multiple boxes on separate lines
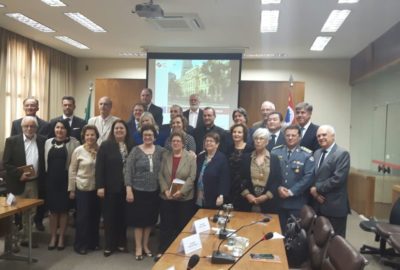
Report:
10,97,50,232
3,116,46,248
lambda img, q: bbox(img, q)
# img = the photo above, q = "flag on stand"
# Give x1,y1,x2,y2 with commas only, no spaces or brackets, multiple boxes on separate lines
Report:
284,91,295,125
84,87,93,122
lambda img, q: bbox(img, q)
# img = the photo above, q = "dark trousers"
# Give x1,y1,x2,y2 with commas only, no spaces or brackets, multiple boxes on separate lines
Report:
102,192,126,251
74,190,100,250
279,208,301,234
159,199,194,253
325,215,347,238
34,181,46,224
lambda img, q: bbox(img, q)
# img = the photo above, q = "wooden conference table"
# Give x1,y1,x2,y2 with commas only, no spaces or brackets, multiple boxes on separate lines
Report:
0,197,44,263
153,209,289,270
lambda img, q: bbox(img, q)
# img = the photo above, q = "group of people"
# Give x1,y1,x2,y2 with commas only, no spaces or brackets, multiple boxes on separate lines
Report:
2,87,351,262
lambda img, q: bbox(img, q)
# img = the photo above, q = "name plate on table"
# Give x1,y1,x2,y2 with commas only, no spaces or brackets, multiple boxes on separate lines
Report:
192,217,210,234
178,234,202,254
6,193,16,206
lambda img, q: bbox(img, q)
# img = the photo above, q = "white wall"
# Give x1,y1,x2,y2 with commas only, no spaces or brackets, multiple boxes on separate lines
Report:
74,58,352,149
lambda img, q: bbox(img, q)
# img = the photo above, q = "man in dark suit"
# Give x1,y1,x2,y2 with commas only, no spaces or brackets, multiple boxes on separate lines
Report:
183,94,204,130
126,102,145,140
49,96,86,142
193,107,228,154
11,97,50,137
10,97,49,231
140,88,163,126
310,125,350,237
3,116,46,247
295,102,320,152
266,111,285,151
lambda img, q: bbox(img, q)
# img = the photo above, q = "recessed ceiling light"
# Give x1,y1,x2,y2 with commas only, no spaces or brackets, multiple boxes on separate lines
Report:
260,10,279,33
41,0,66,7
0,4,6,8
6,13,55,32
321,10,351,32
55,36,89,49
338,0,359,3
119,52,146,57
261,0,281,4
310,36,332,51
64,12,106,32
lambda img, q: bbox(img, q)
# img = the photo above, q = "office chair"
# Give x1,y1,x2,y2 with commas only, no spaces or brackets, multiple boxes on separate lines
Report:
300,205,317,234
321,235,368,270
307,216,334,270
359,197,400,256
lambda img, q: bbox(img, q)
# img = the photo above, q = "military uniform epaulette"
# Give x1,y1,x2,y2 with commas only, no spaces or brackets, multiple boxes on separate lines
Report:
300,146,312,153
272,144,284,150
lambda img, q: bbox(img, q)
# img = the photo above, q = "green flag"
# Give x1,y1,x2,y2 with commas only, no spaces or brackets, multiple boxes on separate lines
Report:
84,86,93,122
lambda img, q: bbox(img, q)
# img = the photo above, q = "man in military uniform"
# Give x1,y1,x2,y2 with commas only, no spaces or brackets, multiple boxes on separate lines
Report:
271,125,315,232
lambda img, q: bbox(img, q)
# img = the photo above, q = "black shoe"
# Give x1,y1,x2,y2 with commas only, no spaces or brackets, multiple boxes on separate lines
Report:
20,241,38,248
35,222,45,232
89,245,101,251
74,247,87,255
103,250,113,257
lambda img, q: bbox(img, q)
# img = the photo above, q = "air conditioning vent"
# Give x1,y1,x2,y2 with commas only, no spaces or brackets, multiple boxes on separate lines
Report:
147,13,204,31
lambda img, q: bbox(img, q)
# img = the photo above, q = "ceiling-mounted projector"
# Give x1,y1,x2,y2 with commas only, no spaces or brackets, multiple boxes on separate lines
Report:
133,0,164,18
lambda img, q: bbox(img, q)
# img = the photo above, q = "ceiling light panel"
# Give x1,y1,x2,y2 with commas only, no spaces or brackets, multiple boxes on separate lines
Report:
321,10,351,32
310,36,332,51
55,36,89,49
64,12,106,32
260,10,279,33
338,0,359,3
6,13,55,32
261,0,281,4
41,0,66,7
0,4,6,8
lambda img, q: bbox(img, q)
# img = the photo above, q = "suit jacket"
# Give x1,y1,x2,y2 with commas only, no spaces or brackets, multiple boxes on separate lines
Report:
195,151,230,209
126,115,139,143
11,116,50,137
148,103,163,126
312,144,351,217
300,122,320,152
49,115,87,142
159,150,197,201
267,130,285,151
193,125,228,155
95,139,133,194
3,134,46,195
183,109,204,130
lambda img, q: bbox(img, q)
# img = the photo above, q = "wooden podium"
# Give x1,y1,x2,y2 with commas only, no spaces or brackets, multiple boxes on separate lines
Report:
152,209,289,270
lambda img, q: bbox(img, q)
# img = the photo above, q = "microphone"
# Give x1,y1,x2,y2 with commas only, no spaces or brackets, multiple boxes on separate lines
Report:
211,206,223,223
187,254,200,270
219,204,234,239
227,232,274,269
211,218,271,264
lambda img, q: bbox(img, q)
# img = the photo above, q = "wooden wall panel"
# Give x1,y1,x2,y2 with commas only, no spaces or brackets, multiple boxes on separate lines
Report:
94,79,146,121
239,81,305,126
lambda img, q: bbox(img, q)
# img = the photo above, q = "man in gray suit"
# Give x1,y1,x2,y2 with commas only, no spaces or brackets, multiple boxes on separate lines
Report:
310,125,350,237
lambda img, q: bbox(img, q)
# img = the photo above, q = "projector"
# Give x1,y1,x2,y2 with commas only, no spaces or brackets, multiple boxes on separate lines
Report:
134,3,164,18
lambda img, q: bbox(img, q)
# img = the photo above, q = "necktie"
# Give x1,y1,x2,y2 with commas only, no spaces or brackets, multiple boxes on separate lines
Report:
319,150,327,167
287,150,292,159
271,134,276,145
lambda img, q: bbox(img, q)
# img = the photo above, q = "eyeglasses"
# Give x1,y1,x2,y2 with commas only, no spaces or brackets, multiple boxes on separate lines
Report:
22,125,37,129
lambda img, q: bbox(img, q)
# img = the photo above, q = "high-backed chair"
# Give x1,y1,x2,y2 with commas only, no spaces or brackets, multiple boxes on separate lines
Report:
300,205,317,233
359,197,400,256
321,235,368,270
307,216,334,270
